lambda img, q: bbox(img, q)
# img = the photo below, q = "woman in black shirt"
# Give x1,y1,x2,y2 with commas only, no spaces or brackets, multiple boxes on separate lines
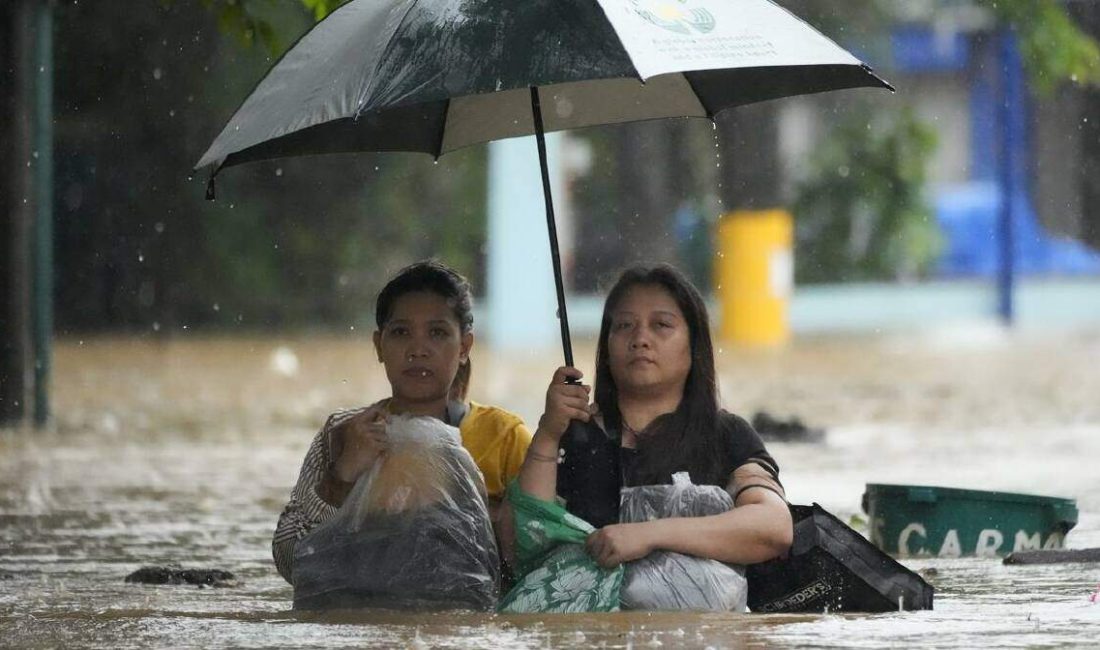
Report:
514,264,792,568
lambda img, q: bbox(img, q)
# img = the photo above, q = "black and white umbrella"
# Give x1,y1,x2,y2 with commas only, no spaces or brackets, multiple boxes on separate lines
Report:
197,0,892,363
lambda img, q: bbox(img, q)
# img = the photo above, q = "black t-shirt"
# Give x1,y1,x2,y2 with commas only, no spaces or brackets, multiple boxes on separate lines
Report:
556,410,782,528
619,410,780,488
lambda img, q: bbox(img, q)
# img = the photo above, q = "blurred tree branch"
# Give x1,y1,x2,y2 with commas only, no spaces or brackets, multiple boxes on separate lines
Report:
186,0,349,55
981,0,1100,92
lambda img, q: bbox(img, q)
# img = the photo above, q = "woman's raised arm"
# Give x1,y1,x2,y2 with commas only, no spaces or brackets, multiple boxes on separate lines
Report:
515,365,593,501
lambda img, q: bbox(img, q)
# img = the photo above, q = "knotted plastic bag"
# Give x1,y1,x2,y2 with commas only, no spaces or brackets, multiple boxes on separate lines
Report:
498,481,624,613
619,472,748,611
293,415,499,611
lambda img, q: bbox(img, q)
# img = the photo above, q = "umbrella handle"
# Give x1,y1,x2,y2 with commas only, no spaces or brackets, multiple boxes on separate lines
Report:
530,86,576,377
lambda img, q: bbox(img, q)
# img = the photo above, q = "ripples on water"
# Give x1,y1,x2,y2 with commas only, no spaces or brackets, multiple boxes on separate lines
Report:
2,331,1099,648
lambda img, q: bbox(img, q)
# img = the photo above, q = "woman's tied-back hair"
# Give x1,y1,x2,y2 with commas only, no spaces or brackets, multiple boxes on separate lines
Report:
594,264,722,486
375,260,475,401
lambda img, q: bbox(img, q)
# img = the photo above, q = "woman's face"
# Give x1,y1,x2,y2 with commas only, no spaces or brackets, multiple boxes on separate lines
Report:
607,283,692,399
373,291,472,407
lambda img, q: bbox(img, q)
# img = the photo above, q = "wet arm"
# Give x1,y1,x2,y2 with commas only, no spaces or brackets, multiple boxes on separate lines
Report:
271,426,343,584
649,463,791,564
590,463,792,567
516,429,562,501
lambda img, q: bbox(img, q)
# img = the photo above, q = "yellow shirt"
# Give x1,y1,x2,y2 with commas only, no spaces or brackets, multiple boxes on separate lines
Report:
459,401,533,500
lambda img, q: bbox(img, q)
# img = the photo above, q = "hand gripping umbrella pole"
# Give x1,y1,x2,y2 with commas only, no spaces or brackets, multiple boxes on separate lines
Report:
529,86,575,371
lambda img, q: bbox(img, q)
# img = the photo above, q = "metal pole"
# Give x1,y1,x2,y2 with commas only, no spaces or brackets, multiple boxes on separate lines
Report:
996,27,1016,326
0,0,34,426
529,86,575,369
32,0,53,426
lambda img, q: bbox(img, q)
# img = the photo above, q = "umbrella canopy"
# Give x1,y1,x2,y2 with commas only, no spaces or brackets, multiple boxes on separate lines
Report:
197,0,890,172
196,0,893,363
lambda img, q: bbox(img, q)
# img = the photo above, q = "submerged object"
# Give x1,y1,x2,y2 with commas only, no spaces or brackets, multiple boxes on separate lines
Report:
1003,548,1100,565
863,484,1078,558
747,504,933,613
124,566,237,587
292,415,498,611
751,411,826,444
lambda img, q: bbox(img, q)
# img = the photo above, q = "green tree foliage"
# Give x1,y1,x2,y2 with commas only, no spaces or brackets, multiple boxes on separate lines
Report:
51,0,486,333
983,0,1100,92
793,107,940,284
788,0,1098,283
195,0,280,53
300,0,348,21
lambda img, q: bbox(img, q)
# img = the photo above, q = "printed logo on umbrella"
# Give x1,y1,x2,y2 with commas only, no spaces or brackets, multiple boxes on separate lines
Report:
629,0,716,35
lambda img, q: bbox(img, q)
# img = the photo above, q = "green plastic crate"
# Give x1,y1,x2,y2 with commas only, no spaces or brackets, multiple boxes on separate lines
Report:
862,483,1078,558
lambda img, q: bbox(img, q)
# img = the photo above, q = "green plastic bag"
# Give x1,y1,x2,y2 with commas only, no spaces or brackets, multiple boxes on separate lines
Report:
498,481,624,613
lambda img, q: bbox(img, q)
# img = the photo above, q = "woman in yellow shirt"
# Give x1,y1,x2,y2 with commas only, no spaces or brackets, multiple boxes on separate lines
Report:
272,260,532,585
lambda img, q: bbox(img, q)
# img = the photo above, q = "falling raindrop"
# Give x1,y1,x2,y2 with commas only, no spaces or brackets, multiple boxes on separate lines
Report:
152,322,161,332
153,67,163,80
275,168,283,177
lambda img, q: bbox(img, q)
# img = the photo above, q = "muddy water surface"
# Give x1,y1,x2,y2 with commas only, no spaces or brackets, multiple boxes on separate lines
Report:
2,329,1098,648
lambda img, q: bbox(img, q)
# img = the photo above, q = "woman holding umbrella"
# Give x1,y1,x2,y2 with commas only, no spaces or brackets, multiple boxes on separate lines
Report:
513,264,791,574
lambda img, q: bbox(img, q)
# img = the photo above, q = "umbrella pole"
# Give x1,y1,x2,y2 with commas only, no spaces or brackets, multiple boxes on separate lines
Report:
529,86,575,369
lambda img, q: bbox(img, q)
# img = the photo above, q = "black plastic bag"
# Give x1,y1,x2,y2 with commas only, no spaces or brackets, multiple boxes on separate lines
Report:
292,415,499,611
747,504,933,613
557,419,620,529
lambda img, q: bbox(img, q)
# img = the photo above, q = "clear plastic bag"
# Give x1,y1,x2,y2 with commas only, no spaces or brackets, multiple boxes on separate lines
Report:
619,472,748,612
292,415,499,611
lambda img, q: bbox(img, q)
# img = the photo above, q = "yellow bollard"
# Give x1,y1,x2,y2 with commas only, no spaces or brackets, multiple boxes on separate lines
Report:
715,210,793,346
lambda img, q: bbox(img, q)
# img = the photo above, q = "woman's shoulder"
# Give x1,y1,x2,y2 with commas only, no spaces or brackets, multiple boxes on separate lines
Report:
321,402,385,431
465,401,530,435
715,409,756,438
715,409,780,477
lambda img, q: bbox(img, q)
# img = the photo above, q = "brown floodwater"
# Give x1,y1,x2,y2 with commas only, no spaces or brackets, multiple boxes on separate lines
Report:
2,328,1099,648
